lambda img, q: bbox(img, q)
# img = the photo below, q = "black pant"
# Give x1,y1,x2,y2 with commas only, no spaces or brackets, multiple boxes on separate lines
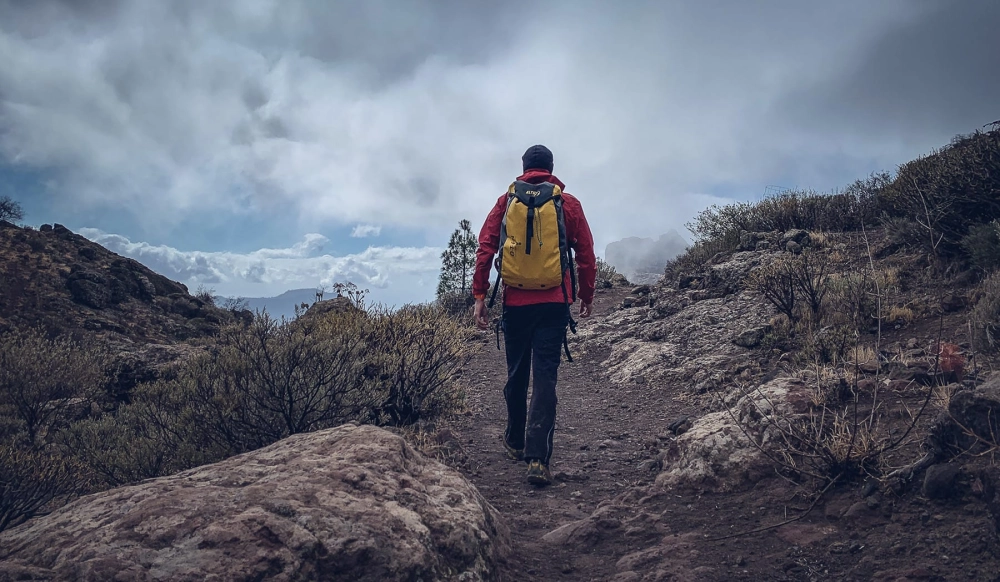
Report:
502,302,568,466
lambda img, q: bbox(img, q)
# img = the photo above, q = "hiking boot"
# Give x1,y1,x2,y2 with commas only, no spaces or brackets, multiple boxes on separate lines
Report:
500,435,523,461
526,459,552,486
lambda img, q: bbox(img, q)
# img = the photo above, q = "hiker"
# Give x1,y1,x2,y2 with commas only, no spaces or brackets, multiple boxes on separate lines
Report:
472,144,596,486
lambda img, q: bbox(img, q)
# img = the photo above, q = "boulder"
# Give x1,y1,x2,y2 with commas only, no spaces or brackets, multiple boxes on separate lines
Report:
738,231,765,252
656,377,811,491
927,375,1000,460
733,325,771,348
0,424,509,582
302,296,361,321
923,463,962,500
781,229,811,246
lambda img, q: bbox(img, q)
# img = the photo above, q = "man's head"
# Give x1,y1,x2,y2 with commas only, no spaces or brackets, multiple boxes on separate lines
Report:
522,145,554,173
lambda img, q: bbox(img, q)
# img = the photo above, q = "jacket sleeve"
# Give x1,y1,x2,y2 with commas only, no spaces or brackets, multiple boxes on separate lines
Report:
472,195,507,298
567,196,597,305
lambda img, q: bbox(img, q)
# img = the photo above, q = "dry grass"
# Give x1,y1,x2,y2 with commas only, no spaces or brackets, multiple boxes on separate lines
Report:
808,232,830,248
847,345,878,367
887,306,915,325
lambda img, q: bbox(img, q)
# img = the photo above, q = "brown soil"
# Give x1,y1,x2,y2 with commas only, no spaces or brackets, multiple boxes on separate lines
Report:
453,284,1000,581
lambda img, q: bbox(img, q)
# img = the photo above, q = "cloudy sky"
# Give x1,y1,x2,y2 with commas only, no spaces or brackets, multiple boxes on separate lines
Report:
1,0,997,305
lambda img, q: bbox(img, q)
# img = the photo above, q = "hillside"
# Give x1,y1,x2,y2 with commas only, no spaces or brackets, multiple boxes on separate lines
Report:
0,221,236,342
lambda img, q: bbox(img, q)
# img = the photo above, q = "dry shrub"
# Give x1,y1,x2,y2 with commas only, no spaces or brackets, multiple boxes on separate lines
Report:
847,345,877,367
881,129,1000,257
808,232,830,249
825,267,899,331
0,328,106,445
66,306,472,485
971,272,1000,353
961,220,1000,273
362,304,473,425
595,256,619,287
887,306,915,325
664,231,740,279
685,175,887,248
437,291,475,317
0,443,89,532
748,257,798,325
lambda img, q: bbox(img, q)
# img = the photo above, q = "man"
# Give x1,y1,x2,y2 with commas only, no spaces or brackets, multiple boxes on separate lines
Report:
472,144,596,486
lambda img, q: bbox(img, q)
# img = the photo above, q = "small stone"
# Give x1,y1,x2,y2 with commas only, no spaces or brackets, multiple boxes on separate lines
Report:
844,501,871,518
667,416,692,435
785,240,803,254
923,464,962,500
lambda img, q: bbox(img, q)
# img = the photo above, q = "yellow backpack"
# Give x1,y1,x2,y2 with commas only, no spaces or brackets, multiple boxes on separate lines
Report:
490,180,576,304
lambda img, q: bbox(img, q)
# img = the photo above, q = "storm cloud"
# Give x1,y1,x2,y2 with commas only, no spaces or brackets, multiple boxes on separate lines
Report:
2,0,997,299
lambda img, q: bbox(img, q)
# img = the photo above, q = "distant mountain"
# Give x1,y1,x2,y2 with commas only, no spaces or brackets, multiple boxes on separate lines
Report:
605,230,688,284
224,288,322,321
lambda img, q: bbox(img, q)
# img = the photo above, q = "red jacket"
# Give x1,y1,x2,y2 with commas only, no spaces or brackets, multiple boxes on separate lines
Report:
473,170,596,306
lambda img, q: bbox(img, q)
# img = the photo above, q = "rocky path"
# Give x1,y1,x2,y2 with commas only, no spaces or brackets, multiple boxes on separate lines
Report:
453,288,693,581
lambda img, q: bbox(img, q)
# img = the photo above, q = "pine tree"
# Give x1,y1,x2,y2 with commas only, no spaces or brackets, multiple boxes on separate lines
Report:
437,219,478,297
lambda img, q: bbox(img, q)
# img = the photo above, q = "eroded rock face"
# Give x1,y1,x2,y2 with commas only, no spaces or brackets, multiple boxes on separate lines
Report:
656,377,812,491
574,250,775,398
0,424,509,582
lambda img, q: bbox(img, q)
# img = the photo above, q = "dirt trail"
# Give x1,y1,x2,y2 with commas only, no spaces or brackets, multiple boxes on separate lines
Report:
454,287,692,581
450,284,1000,582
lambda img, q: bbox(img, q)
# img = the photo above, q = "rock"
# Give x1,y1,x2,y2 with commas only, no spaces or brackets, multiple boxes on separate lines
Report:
785,240,803,254
542,506,622,550
614,533,711,581
733,325,770,348
755,240,771,251
0,425,509,582
630,285,651,296
738,231,765,251
843,501,873,518
923,463,962,500
940,293,967,313
39,224,53,232
610,273,630,287
927,375,1000,459
656,377,811,491
667,415,692,435
621,296,640,308
66,270,111,309
781,229,811,246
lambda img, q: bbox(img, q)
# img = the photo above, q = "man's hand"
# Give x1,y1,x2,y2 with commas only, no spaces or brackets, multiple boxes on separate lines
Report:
474,298,490,330
579,301,593,318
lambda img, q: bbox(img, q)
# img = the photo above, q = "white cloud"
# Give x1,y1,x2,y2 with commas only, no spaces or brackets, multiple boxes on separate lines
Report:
2,0,995,263
78,228,442,305
350,224,381,238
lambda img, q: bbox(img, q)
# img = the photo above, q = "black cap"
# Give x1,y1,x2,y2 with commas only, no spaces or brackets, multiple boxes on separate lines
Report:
521,145,554,173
